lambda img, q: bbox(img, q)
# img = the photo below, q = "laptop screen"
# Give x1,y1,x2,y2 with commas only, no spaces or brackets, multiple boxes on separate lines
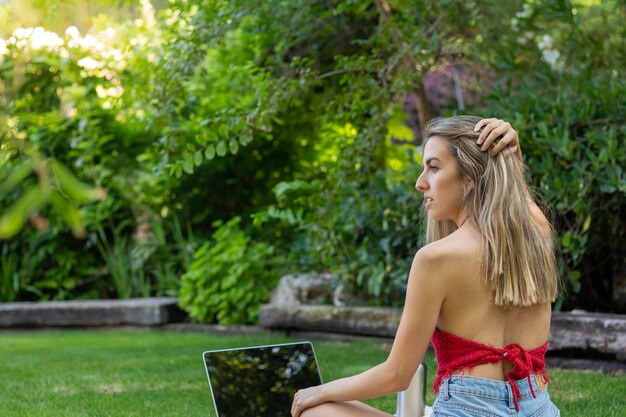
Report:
203,342,323,417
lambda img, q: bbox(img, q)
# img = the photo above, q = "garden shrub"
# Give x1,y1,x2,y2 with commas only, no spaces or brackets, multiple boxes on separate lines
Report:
179,217,278,324
252,164,424,307
0,11,196,301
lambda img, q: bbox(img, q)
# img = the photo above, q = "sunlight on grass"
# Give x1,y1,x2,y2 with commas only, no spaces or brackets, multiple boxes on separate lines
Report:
0,330,623,417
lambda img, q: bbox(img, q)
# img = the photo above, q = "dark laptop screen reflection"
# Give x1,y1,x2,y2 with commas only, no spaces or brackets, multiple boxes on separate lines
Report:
204,344,321,417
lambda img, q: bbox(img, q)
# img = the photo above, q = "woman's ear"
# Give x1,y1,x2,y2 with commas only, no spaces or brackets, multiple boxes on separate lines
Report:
465,179,475,193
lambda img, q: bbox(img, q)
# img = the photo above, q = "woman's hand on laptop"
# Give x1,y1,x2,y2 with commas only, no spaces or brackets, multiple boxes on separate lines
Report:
291,385,325,417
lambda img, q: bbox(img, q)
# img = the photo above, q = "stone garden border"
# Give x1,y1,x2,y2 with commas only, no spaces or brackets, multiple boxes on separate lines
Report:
259,304,626,362
0,298,623,363
0,297,185,327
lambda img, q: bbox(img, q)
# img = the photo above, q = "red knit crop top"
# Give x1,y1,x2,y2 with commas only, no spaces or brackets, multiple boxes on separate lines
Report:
431,327,550,412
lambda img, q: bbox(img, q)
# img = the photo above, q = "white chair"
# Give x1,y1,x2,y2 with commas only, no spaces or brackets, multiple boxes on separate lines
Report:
395,364,433,417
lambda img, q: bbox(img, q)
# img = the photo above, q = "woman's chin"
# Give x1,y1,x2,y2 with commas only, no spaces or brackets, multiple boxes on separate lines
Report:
428,213,450,223
428,214,442,222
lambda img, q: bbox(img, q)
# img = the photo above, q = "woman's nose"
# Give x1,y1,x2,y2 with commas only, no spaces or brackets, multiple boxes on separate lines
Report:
415,172,427,192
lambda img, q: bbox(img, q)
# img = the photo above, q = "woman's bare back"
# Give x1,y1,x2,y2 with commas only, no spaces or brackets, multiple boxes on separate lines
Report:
433,225,552,380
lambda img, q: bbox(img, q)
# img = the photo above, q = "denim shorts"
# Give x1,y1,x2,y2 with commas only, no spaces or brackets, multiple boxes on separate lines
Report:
431,374,560,417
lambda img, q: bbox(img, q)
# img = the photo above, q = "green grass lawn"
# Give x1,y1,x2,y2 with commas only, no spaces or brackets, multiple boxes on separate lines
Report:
0,330,623,416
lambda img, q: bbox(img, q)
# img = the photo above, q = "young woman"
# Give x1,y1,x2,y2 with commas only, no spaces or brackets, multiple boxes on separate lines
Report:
291,116,561,417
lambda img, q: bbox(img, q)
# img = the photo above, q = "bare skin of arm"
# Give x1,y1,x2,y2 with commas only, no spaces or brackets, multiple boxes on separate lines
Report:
291,246,449,417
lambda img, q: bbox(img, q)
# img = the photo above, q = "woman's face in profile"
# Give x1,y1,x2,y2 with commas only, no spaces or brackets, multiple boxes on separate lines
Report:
415,136,466,224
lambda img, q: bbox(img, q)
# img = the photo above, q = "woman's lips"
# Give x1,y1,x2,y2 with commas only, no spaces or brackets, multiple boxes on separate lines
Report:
424,197,433,208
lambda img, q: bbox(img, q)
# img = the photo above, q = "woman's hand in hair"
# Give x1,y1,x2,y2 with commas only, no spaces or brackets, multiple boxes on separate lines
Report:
474,118,522,160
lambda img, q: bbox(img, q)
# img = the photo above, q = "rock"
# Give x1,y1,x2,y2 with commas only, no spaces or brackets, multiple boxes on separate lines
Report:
269,273,340,305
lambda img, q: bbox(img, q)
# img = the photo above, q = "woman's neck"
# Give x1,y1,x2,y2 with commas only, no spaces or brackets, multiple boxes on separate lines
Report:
455,210,470,228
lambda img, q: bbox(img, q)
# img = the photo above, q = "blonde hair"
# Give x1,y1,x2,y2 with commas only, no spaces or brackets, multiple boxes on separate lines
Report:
424,116,559,307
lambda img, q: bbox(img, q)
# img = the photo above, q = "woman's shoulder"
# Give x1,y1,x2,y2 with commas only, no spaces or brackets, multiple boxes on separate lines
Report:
418,227,481,257
414,228,481,273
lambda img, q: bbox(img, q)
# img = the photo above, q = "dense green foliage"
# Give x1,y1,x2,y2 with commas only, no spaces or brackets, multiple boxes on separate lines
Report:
179,217,278,323
0,0,624,319
0,7,192,301
253,165,424,306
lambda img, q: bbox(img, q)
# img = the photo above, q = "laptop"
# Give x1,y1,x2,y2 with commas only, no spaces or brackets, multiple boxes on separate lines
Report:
203,342,323,417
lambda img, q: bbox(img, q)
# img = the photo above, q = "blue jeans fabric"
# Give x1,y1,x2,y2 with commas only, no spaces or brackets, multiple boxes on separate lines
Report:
431,375,560,417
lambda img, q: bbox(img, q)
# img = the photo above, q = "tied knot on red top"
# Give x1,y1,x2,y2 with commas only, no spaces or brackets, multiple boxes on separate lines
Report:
501,343,536,411
431,328,550,412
